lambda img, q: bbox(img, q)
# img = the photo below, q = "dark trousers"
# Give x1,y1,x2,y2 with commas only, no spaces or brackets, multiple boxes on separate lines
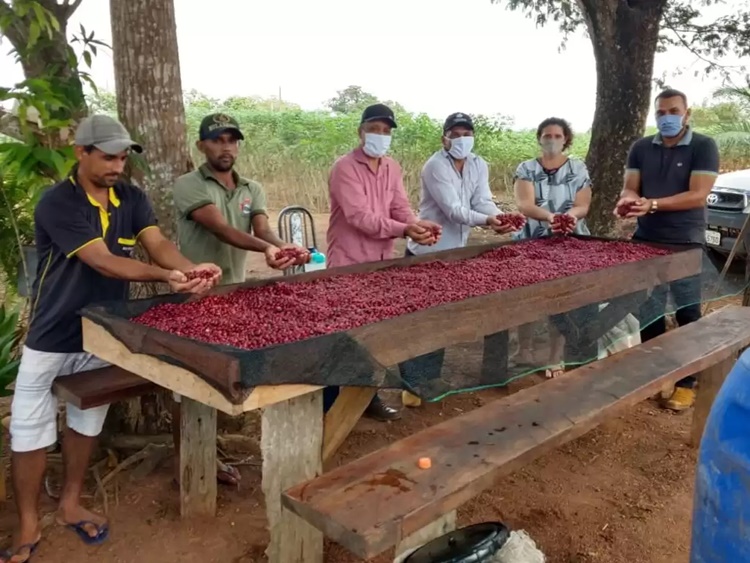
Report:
639,275,702,388
323,384,386,414
323,386,339,413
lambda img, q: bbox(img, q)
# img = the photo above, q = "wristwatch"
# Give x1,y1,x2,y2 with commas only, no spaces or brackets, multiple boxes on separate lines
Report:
649,199,659,214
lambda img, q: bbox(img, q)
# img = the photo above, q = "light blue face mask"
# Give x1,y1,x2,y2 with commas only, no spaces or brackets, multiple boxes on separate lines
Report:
363,133,392,158
656,114,684,138
447,136,475,159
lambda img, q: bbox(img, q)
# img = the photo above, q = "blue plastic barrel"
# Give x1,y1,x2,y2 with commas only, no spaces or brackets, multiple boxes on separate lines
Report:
691,347,750,562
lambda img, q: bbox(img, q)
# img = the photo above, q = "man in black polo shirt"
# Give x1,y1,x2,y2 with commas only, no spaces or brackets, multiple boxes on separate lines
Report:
4,115,220,562
615,88,719,412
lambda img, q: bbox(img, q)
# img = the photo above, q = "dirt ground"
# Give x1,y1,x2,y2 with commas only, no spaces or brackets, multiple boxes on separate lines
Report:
0,211,736,563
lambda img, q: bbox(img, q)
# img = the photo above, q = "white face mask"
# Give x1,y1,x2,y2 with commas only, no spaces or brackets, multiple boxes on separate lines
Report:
447,136,475,160
540,139,565,156
362,133,392,158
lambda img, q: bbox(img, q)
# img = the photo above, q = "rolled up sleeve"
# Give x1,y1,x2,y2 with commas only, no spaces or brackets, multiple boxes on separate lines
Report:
691,137,720,177
329,159,407,239
625,141,642,175
422,159,489,227
173,175,212,218
132,187,158,238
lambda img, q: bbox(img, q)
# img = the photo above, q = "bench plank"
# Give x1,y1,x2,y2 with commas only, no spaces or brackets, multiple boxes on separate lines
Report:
282,306,750,560
53,366,157,410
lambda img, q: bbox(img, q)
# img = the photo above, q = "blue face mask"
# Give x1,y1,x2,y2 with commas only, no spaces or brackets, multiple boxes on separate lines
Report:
362,133,392,158
656,114,684,138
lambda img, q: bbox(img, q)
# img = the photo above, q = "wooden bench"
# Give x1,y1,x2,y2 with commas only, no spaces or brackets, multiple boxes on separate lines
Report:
53,365,157,409
282,305,750,561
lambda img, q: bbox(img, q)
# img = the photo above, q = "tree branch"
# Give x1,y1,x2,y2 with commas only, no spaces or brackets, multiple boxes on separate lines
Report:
662,17,745,75
59,0,83,20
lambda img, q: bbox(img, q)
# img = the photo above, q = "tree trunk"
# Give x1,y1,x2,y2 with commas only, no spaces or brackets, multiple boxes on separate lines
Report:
109,0,192,241
109,0,192,434
579,0,668,235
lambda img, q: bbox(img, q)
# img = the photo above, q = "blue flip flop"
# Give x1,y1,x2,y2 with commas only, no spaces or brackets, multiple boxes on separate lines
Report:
1,539,40,562
66,521,109,546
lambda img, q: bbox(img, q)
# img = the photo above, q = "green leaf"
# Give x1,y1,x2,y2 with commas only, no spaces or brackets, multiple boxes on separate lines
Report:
47,11,60,32
0,336,15,362
17,152,39,180
48,150,69,178
83,50,92,68
80,74,99,94
28,21,41,48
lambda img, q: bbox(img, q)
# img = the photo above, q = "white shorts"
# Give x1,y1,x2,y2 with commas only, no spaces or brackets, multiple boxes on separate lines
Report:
10,346,111,453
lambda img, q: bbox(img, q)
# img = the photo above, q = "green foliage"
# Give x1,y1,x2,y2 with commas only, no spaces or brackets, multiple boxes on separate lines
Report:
0,172,44,292
705,84,750,166
0,303,21,399
0,0,107,294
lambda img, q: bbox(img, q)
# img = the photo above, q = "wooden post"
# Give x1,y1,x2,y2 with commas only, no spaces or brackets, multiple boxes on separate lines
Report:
262,390,324,563
179,397,217,517
322,386,376,465
393,510,457,563
691,355,736,447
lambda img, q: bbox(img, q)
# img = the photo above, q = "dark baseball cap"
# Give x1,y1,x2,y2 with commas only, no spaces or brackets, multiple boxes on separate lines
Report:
74,115,143,154
443,112,474,132
199,113,245,141
360,104,397,128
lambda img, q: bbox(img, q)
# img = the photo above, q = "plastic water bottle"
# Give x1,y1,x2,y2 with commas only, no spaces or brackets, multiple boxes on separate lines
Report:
304,250,326,272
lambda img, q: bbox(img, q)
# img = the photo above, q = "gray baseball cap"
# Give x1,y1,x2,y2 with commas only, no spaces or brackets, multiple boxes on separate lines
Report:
74,115,143,155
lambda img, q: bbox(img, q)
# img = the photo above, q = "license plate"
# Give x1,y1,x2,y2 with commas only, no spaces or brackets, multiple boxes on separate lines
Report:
705,230,721,245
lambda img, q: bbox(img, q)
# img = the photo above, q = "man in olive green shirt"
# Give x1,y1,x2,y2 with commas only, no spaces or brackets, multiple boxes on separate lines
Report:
173,112,308,283
171,113,308,488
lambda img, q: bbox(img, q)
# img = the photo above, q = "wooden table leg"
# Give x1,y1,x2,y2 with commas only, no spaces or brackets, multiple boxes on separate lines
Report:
179,396,217,517
691,355,737,447
262,390,324,563
322,387,376,465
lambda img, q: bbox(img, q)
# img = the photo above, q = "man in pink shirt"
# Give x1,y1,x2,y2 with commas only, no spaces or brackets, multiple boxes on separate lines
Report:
325,103,441,421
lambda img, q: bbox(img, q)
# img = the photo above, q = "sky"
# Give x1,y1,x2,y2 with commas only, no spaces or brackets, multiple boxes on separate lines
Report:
0,0,746,131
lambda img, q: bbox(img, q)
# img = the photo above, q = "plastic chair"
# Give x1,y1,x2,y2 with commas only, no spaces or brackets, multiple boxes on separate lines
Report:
277,206,318,276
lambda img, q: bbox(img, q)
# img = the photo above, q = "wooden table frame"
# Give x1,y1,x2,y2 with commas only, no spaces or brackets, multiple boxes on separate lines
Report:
81,241,703,563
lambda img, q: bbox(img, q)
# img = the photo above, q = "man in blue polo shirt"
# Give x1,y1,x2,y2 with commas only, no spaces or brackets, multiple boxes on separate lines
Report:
4,115,220,563
615,88,719,412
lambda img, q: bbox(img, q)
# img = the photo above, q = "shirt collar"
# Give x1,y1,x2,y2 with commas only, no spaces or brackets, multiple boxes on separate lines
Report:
198,163,247,187
353,147,373,164
68,169,121,208
653,126,693,147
